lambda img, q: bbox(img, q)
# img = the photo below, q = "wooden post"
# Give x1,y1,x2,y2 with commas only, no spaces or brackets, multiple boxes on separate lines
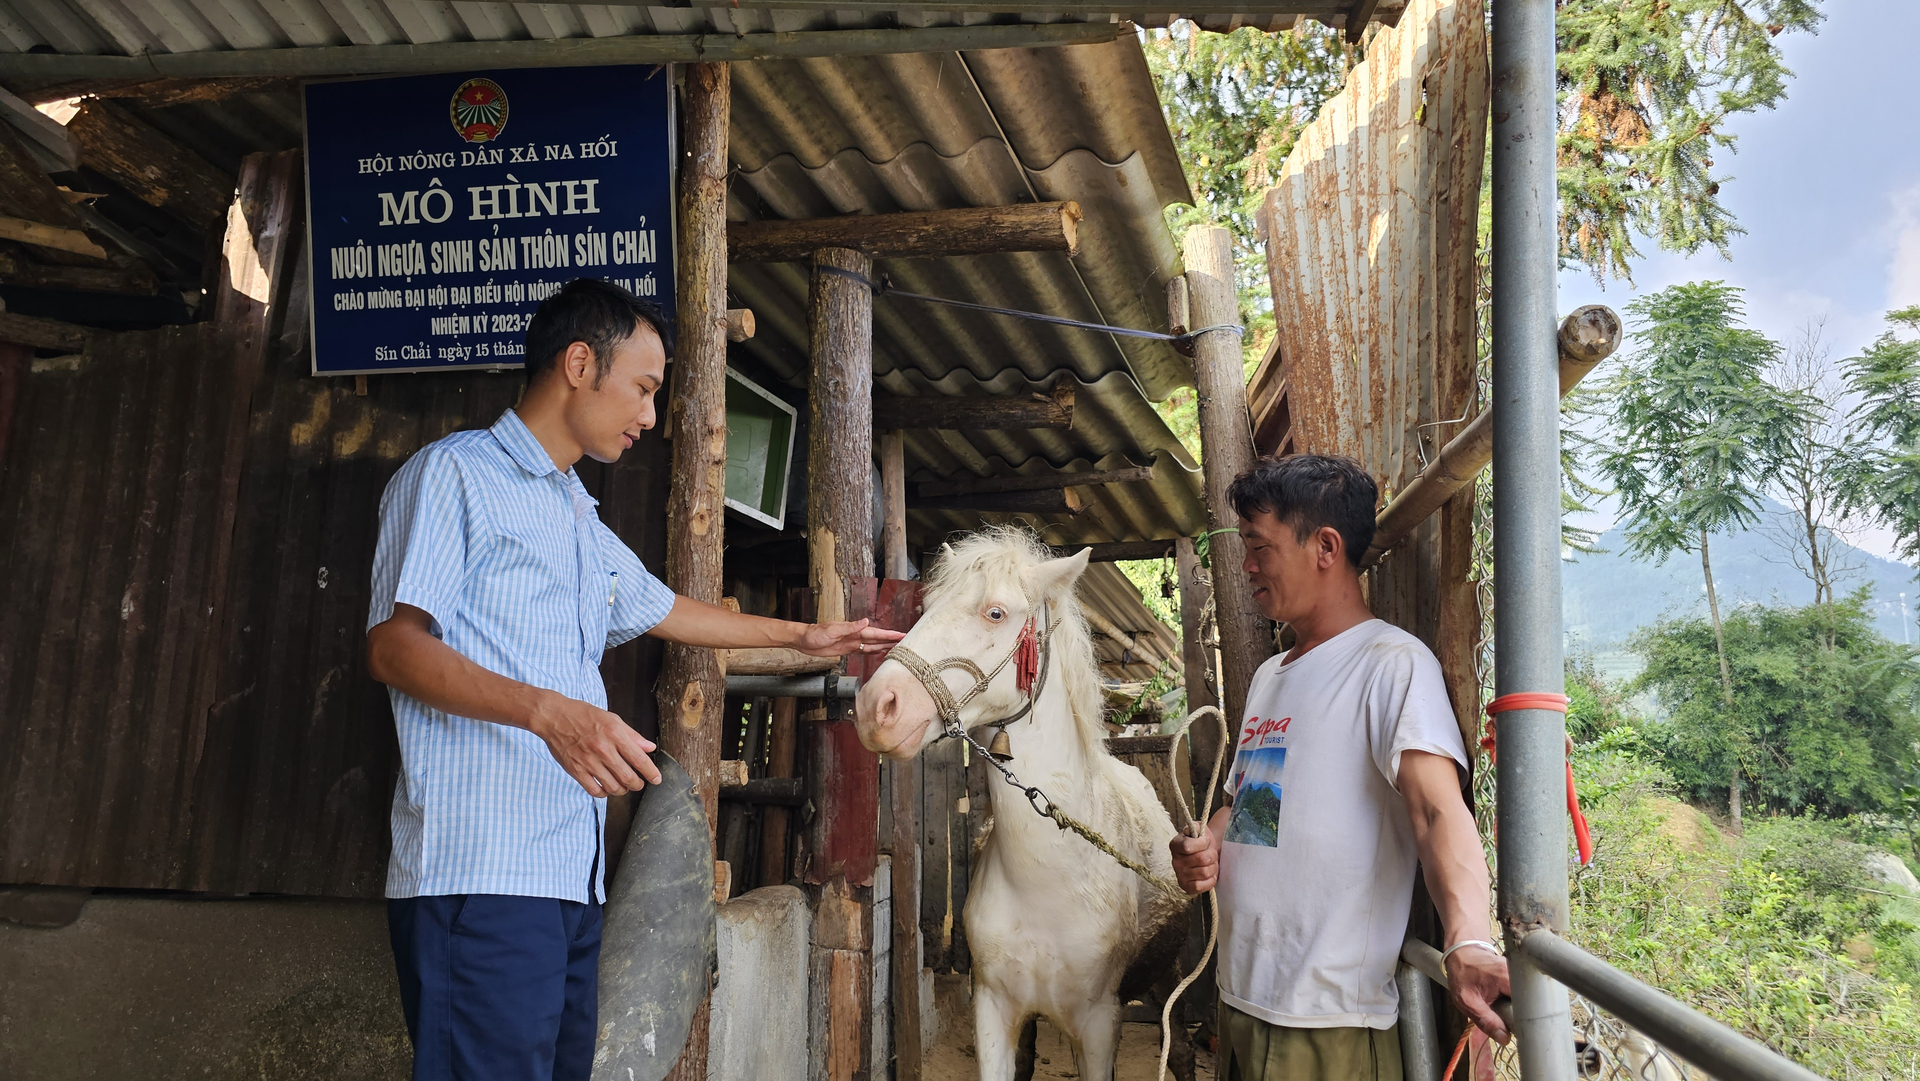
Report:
655,59,729,1081
756,696,799,887
879,429,912,580
1183,226,1275,744
807,244,878,1081
889,755,924,1081
1175,535,1219,783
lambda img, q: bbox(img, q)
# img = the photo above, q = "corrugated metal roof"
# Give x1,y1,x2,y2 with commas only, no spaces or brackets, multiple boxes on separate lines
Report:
722,38,1209,546
1079,561,1181,681
0,5,1406,59
5,14,1214,543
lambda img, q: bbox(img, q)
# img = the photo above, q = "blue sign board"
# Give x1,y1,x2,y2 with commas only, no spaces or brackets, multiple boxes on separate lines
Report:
303,66,674,375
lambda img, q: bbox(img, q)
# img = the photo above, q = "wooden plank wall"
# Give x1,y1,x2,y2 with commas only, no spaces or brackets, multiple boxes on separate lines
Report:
1250,0,1490,736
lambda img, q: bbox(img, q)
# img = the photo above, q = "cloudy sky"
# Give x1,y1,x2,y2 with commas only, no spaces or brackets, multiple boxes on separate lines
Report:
1558,0,1920,561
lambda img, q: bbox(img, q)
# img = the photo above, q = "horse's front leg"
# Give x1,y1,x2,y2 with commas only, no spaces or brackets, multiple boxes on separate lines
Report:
1064,997,1122,1081
973,982,1026,1081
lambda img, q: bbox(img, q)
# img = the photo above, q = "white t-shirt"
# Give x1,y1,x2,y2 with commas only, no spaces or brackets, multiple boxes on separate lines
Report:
1216,618,1468,1030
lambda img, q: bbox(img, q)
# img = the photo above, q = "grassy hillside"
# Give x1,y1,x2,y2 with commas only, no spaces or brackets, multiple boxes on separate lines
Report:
1533,731,1920,1077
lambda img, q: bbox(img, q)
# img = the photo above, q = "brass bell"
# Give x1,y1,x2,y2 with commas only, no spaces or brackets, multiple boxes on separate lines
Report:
986,727,1014,762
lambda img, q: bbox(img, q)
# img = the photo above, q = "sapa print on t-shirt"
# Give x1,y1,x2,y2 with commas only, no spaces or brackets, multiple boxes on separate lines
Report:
1226,715,1291,847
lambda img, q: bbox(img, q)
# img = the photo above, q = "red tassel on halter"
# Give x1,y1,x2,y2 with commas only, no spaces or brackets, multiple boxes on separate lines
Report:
1014,619,1040,693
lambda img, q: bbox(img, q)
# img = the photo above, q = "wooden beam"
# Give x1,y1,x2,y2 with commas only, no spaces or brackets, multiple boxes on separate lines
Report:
0,213,105,258
725,307,756,342
1364,306,1623,568
880,429,912,579
873,382,1073,432
1182,227,1274,746
916,464,1153,499
0,118,104,269
67,100,233,230
1346,0,1383,43
910,488,1083,514
721,646,836,676
1046,540,1175,563
655,61,729,1081
0,23,1120,82
12,76,300,107
730,202,1080,263
0,249,157,294
890,754,925,1081
0,311,91,351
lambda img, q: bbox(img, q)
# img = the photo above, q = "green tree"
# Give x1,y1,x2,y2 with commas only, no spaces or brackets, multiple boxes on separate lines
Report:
1839,307,1920,567
1557,0,1825,279
1596,281,1807,826
1630,596,1920,818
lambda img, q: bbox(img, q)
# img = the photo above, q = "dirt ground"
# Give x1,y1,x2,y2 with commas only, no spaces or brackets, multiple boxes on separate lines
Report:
922,975,1217,1081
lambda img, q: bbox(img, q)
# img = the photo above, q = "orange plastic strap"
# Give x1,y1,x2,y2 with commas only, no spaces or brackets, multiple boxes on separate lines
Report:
1483,692,1571,716
1479,693,1591,865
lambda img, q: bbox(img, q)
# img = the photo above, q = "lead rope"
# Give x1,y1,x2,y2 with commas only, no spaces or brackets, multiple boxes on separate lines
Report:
1158,704,1228,1081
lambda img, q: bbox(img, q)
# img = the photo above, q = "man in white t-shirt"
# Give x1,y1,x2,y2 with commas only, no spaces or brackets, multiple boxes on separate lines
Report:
1170,454,1509,1081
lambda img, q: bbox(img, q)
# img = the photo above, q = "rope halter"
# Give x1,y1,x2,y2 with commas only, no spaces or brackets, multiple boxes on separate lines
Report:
883,595,1058,741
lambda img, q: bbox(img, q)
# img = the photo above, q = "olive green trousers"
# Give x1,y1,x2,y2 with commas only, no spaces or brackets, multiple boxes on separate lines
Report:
1216,1001,1404,1081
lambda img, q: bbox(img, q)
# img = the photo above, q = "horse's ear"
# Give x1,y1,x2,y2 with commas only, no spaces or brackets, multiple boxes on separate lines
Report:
1026,547,1092,602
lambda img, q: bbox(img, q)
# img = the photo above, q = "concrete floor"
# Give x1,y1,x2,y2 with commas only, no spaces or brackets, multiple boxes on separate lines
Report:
0,893,409,1080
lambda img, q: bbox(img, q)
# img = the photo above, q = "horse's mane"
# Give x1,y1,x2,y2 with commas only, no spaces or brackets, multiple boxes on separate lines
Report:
924,527,1110,753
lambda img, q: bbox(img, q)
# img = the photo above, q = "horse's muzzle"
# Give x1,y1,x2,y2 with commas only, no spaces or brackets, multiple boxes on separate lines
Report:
853,663,939,759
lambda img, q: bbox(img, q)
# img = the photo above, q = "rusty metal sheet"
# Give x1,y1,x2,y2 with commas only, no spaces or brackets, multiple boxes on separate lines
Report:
0,323,674,896
1251,0,1487,733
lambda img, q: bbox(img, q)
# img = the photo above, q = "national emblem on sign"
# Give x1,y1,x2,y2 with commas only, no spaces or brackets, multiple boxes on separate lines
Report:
450,78,508,143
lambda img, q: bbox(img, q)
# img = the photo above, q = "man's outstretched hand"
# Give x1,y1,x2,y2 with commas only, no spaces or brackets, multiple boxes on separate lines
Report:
1446,945,1512,1045
529,691,663,798
796,617,906,658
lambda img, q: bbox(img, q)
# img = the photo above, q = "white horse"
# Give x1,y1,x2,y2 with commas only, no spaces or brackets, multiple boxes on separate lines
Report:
853,531,1194,1081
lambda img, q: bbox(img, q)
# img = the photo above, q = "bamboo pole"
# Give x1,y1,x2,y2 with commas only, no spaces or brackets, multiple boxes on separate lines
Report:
655,60,730,1081
1182,226,1274,743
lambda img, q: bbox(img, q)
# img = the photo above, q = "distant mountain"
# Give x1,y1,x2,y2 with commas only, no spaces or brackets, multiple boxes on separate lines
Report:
1563,501,1918,662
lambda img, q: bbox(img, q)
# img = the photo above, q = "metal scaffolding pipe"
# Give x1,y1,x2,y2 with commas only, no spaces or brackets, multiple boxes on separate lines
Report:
1516,931,1830,1081
724,674,860,700
1394,962,1445,1081
1490,0,1577,1077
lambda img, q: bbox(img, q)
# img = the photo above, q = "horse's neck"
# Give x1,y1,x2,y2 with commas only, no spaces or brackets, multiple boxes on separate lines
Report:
985,657,1096,825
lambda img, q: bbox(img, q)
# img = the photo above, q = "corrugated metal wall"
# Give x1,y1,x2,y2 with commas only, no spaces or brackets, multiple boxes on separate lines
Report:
1252,0,1488,735
0,245,671,897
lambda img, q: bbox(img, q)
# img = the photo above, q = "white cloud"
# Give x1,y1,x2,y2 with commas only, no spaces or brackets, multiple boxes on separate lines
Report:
1889,182,1920,312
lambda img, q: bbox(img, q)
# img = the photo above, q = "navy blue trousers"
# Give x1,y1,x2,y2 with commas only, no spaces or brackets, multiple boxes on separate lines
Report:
388,895,603,1081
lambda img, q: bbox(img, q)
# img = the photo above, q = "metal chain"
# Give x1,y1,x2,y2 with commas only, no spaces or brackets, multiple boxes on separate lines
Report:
945,718,1187,901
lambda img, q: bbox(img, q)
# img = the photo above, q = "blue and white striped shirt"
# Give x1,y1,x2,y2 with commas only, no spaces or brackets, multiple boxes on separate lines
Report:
368,409,676,903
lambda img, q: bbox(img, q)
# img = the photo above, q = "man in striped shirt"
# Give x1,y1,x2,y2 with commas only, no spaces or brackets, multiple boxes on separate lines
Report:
365,279,900,1081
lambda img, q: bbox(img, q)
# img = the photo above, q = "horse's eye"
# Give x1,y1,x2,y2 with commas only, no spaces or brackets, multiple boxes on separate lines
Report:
986,606,1006,622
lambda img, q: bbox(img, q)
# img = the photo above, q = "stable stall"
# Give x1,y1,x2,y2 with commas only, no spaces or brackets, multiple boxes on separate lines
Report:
0,8,1394,1079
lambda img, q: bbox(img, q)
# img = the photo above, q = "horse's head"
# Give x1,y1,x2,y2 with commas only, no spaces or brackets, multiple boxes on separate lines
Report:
855,531,1092,760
